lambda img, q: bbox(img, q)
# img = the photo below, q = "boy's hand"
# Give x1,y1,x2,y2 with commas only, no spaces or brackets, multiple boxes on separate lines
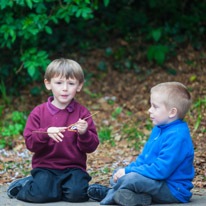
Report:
47,127,67,143
76,119,88,135
113,168,125,183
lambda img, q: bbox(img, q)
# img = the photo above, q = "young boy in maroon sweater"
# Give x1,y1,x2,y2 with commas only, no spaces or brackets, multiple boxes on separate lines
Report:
7,58,99,203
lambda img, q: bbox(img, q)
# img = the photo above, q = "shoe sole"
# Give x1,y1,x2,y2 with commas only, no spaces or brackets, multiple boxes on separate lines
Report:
87,184,110,202
114,189,152,206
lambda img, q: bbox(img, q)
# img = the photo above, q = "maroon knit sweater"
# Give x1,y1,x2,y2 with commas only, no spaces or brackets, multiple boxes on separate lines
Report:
24,97,99,173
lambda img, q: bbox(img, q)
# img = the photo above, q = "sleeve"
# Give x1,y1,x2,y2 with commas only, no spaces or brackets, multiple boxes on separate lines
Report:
76,109,99,153
125,130,189,180
24,108,50,152
125,127,158,173
125,139,150,173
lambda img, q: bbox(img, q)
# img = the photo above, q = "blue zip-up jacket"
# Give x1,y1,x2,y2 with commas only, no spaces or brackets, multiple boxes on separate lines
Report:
125,120,195,203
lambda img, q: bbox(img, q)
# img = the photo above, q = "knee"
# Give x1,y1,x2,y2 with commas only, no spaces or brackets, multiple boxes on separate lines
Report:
121,172,142,183
116,172,147,190
28,185,61,203
64,186,88,202
125,172,146,182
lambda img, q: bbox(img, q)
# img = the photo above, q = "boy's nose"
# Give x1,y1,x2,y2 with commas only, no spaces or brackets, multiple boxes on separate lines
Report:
63,83,68,90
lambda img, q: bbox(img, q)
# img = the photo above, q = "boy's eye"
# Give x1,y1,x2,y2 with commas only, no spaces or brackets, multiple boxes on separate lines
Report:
152,104,158,109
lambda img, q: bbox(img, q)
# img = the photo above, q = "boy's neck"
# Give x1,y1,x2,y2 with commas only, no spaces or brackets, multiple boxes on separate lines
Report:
51,98,71,110
161,118,181,126
168,116,179,124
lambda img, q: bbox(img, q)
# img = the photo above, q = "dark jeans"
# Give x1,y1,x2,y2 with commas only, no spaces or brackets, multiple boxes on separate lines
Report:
16,167,91,203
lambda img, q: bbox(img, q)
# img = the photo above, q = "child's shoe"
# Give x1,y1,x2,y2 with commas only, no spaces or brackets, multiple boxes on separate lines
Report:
114,189,152,206
7,176,32,198
87,184,110,202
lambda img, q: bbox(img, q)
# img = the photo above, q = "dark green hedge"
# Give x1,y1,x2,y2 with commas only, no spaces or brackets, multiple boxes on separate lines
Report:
0,0,205,96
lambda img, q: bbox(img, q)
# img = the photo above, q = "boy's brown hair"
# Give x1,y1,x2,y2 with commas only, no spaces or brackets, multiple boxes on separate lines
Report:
151,82,192,119
44,58,84,83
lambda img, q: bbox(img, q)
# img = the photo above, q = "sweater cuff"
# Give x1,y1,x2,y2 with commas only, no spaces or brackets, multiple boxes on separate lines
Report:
38,128,50,142
125,166,130,174
78,130,90,141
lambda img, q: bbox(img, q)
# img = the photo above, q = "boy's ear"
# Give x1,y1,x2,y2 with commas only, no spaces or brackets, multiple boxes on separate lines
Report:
44,79,51,90
77,82,84,92
169,107,178,118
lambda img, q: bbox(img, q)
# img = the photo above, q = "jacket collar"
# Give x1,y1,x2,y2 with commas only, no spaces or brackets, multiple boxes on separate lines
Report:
157,119,182,129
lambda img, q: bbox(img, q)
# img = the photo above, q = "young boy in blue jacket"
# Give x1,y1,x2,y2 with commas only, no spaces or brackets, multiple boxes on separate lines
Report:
88,82,195,205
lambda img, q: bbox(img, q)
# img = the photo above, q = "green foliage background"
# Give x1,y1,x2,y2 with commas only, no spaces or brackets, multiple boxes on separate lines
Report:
0,0,206,96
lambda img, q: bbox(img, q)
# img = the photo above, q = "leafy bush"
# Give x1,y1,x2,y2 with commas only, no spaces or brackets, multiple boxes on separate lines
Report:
0,0,109,96
98,126,114,143
0,0,206,96
0,111,28,149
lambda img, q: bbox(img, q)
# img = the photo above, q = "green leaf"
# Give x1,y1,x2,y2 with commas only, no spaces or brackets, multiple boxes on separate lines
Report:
31,47,38,54
65,16,70,23
104,0,110,7
0,144,5,149
190,75,196,82
37,50,46,57
74,0,80,5
0,0,7,9
82,7,92,18
71,5,78,13
76,9,82,18
155,50,165,65
115,107,122,114
50,16,58,24
151,29,161,42
165,67,177,75
125,59,131,69
9,29,16,42
14,123,23,133
105,47,113,56
147,46,155,62
25,0,33,9
98,61,107,71
28,66,36,77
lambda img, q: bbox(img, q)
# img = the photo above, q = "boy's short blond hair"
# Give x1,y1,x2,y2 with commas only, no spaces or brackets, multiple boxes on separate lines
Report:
151,82,192,119
45,58,84,83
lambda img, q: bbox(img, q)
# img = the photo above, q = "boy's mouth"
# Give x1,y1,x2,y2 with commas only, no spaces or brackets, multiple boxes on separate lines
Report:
61,95,69,98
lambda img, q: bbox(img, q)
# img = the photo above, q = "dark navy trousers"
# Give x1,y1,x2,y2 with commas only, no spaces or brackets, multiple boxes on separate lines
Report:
16,167,91,203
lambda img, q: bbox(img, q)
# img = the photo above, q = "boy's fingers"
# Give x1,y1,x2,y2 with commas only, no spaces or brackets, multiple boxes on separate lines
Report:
50,134,63,142
58,132,64,138
77,119,86,123
55,135,62,142
59,127,67,132
52,136,59,143
60,127,67,129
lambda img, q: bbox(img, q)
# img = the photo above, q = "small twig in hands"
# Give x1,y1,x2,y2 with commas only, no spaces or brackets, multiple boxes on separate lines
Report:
82,111,100,121
32,111,100,134
32,131,55,134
